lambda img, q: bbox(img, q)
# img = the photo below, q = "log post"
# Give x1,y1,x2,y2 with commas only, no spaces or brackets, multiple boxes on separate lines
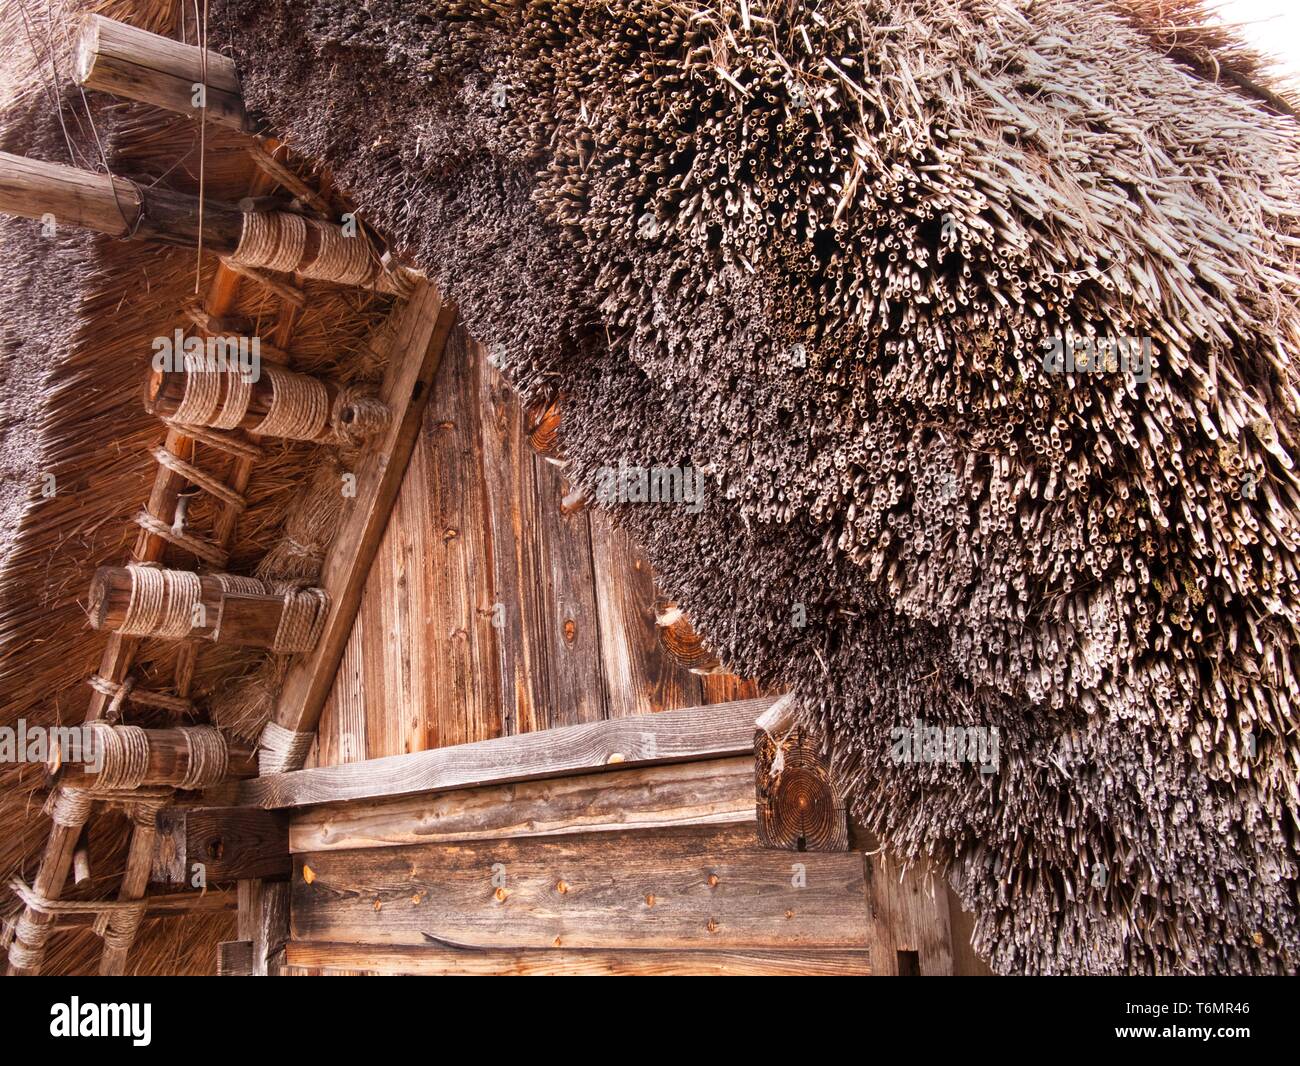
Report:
755,695,849,852
49,726,257,790
76,14,253,132
0,151,244,250
87,566,328,652
152,807,290,885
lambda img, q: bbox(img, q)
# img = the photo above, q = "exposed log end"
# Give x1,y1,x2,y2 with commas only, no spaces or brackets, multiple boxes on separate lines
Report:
655,601,725,673
755,720,849,852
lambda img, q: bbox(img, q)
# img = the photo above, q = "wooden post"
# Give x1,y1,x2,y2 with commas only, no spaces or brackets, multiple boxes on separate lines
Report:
152,807,289,884
87,566,326,651
0,151,244,250
754,695,849,852
50,727,257,789
76,14,253,132
655,603,726,673
236,879,289,976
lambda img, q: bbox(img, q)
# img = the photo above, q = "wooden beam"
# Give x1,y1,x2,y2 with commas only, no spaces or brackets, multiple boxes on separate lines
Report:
284,941,871,976
51,728,257,790
37,888,236,933
76,14,252,132
0,151,244,250
292,823,869,950
256,282,457,770
217,940,254,976
242,697,776,809
153,807,289,884
289,757,754,853
87,566,326,650
144,366,350,433
237,880,289,976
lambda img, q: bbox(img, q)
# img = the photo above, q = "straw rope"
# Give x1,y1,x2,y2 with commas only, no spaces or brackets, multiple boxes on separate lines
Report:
213,370,253,431
150,447,247,510
87,674,194,717
231,210,380,286
6,878,151,966
84,723,150,791
254,365,331,440
230,210,307,273
215,573,267,596
162,419,264,461
178,727,229,790
302,222,375,286
331,386,390,444
114,563,208,637
258,721,315,774
171,367,223,425
270,586,330,654
43,787,93,828
134,511,229,569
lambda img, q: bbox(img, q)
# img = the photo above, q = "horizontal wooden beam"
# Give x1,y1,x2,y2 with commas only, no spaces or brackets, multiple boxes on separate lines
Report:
76,14,252,131
291,822,868,950
52,727,257,789
284,941,871,976
0,151,244,250
289,757,754,853
46,888,236,932
153,807,289,884
242,697,776,809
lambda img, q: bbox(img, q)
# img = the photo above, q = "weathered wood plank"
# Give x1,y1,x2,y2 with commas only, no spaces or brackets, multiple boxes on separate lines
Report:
478,350,548,736
152,807,290,884
289,757,754,853
218,940,254,976
292,823,869,950
589,513,704,716
260,282,457,767
284,941,871,976
237,880,290,977
529,450,608,728
861,851,955,976
239,697,774,809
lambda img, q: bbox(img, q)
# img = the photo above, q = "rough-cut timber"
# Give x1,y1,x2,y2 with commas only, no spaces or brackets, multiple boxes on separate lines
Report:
52,728,257,790
243,697,774,808
152,808,290,884
76,14,252,132
0,151,244,250
292,823,869,950
257,282,456,766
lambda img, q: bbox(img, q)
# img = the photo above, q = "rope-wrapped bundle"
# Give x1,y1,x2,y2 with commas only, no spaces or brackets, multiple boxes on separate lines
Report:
229,210,377,287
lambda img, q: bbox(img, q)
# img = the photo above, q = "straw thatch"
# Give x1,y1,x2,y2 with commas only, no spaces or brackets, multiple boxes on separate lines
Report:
0,0,392,973
209,0,1300,973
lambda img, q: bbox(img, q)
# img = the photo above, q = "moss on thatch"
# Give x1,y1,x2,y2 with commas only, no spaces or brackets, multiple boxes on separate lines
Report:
210,0,1300,973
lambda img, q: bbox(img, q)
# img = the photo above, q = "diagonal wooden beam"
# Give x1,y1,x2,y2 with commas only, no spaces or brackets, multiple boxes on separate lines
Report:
256,283,457,772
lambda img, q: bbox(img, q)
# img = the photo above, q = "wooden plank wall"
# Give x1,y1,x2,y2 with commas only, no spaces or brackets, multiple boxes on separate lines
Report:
313,326,756,767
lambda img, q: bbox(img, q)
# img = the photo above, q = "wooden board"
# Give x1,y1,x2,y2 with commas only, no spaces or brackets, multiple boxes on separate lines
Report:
861,852,955,976
265,282,457,757
283,941,871,976
590,514,704,716
241,697,773,809
289,757,754,852
315,334,760,765
291,823,870,950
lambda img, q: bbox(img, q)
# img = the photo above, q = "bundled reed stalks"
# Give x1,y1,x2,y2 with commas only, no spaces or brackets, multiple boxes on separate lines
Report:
215,0,1300,973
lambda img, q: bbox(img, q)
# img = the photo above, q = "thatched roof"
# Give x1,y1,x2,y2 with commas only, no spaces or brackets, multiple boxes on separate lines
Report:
0,1,393,973
1,0,1298,975
205,0,1300,974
